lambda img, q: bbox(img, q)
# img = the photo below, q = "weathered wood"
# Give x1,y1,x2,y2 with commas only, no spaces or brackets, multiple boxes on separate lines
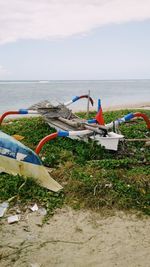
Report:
125,138,150,142
58,117,83,128
84,125,106,135
86,90,90,119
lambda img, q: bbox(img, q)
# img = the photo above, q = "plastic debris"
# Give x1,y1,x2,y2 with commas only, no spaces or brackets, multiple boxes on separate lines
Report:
30,203,38,212
8,215,20,224
12,134,25,141
0,202,9,217
38,207,47,216
16,208,21,214
104,183,113,188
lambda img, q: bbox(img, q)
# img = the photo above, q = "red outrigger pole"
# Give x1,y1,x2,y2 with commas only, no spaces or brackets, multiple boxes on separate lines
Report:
0,111,20,125
35,132,58,155
134,112,150,130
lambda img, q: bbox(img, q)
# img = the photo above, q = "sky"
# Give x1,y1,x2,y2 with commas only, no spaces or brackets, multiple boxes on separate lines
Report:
0,0,150,80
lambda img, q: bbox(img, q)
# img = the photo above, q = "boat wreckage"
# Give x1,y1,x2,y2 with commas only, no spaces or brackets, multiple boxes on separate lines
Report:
0,94,150,191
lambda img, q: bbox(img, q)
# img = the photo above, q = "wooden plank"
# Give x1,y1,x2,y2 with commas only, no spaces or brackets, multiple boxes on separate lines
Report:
125,138,150,142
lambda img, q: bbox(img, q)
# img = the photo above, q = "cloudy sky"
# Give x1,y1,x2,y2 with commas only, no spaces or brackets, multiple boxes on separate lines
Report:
0,0,150,80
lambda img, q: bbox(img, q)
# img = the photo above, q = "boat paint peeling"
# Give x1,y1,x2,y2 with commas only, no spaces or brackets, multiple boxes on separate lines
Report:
0,131,62,192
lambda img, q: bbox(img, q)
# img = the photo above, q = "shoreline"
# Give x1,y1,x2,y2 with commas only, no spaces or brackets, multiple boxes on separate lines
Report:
1,101,150,120
72,101,150,112
103,102,150,112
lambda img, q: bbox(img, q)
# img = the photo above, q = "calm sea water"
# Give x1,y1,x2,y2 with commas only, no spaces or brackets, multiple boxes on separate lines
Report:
0,80,149,113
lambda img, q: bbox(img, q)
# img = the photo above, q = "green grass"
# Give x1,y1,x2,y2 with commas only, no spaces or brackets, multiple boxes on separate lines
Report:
0,109,150,217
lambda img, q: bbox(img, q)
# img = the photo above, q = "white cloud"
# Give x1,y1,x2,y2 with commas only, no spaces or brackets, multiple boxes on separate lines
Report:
0,0,150,44
0,65,10,78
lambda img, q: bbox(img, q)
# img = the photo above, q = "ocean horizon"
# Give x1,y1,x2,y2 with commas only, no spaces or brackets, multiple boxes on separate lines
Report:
0,79,150,113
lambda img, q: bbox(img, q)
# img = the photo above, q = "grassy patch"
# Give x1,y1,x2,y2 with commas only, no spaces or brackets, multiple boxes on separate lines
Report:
0,109,150,216
0,173,64,217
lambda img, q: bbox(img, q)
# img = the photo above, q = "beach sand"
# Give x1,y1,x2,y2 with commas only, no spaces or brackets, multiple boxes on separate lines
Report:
103,102,150,112
0,207,150,267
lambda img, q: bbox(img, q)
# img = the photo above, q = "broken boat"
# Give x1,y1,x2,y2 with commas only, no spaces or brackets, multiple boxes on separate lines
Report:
0,94,150,190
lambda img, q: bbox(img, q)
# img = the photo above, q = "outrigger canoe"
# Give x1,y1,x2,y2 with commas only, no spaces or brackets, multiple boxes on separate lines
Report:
0,94,149,190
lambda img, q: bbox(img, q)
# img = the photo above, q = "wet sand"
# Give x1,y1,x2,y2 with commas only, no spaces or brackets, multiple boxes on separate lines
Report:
0,207,150,267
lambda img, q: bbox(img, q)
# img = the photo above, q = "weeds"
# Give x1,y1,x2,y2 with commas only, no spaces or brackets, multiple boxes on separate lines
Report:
0,109,150,216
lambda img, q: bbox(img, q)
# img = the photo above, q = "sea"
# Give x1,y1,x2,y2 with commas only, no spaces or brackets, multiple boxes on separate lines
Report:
0,80,150,113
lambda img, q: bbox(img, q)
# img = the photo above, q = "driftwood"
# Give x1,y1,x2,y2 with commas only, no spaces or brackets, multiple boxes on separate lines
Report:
125,138,150,142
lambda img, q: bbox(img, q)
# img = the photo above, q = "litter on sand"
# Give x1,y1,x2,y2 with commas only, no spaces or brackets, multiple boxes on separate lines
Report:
8,214,20,224
0,202,9,217
38,208,47,216
30,203,39,212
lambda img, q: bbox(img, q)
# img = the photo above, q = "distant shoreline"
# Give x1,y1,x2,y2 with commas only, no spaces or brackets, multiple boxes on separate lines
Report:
0,78,150,83
103,102,150,112
72,101,150,112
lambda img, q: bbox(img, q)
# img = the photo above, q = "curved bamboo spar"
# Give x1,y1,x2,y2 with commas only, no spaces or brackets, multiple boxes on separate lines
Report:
64,95,94,107
79,95,94,106
35,132,58,154
35,129,92,155
0,111,20,125
134,112,150,129
0,109,38,125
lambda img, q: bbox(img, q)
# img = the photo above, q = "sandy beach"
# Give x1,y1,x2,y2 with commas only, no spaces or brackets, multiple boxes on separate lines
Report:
102,102,150,112
0,207,150,267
